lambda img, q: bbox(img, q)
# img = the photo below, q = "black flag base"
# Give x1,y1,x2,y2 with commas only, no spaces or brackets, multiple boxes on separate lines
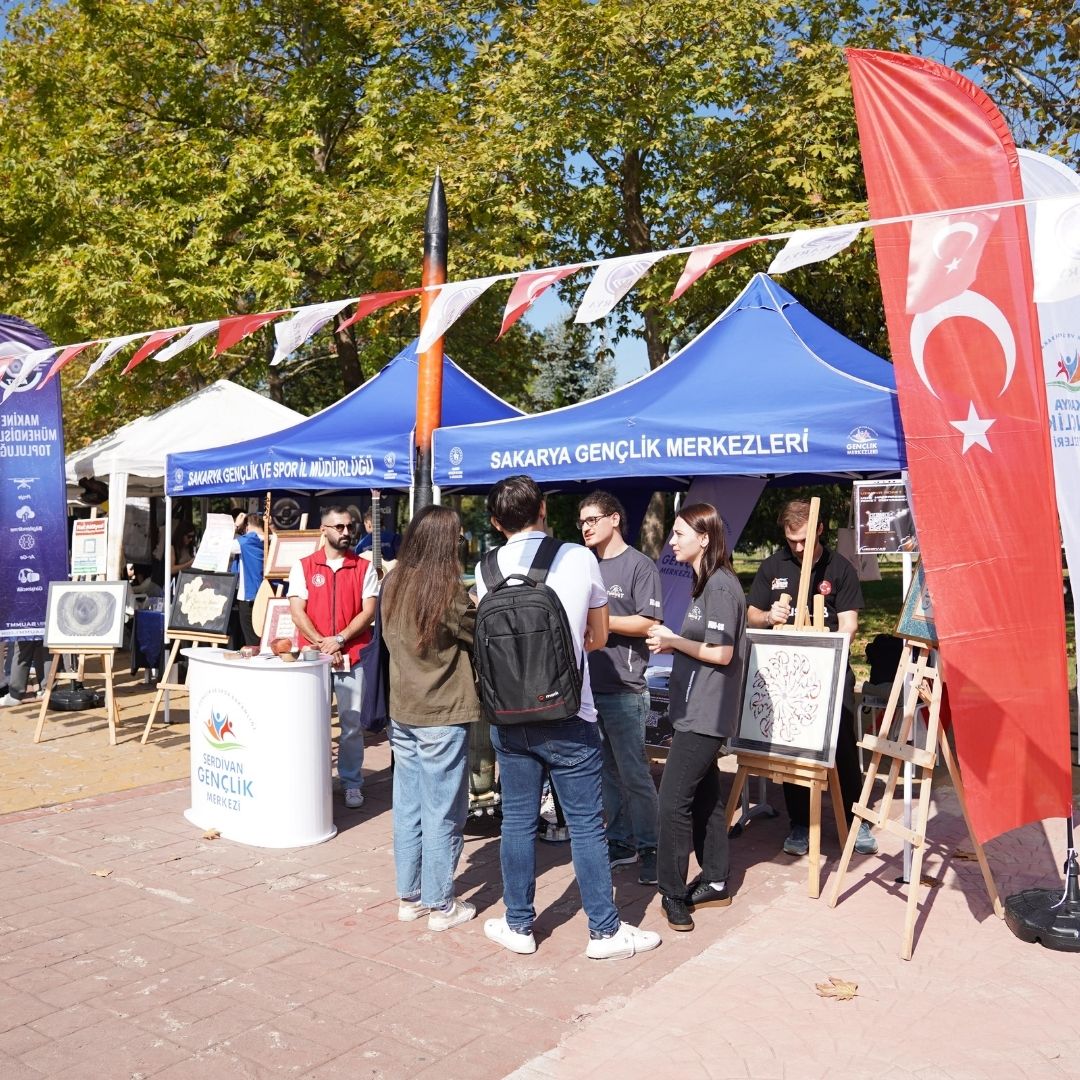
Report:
1005,820,1080,953
48,684,104,712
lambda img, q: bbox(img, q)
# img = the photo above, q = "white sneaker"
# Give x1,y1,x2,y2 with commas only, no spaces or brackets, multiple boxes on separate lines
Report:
428,899,476,932
483,915,537,954
344,787,364,809
585,921,662,960
398,899,431,922
0,694,22,708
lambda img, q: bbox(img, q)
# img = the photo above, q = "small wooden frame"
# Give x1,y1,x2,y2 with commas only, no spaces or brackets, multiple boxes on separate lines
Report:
34,649,122,746
827,641,1002,959
265,530,322,579
140,631,228,744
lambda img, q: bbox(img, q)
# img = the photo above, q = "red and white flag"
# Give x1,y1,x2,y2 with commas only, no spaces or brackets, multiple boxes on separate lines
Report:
215,311,286,355
575,253,666,323
848,49,1071,840
767,224,862,275
123,329,182,374
272,299,354,365
670,241,758,302
41,342,96,388
338,289,421,332
418,277,499,353
499,267,581,337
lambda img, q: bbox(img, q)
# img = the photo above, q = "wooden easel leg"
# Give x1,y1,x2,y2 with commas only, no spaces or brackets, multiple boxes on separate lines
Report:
725,766,750,830
104,651,117,746
829,749,886,907
828,765,850,849
808,779,823,899
901,832,927,961
32,656,61,744
141,639,181,745
940,733,1004,918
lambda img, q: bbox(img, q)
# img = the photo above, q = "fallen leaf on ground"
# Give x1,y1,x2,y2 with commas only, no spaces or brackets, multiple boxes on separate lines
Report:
815,977,858,1001
202,829,221,840
91,868,113,878
920,875,941,887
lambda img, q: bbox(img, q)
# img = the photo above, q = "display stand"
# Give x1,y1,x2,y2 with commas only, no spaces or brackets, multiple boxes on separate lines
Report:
34,649,121,745
827,641,1003,959
140,631,228,744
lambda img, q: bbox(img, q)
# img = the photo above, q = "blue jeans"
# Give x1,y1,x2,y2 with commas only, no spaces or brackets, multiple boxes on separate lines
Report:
491,719,620,937
595,690,658,851
332,667,365,788
389,721,470,909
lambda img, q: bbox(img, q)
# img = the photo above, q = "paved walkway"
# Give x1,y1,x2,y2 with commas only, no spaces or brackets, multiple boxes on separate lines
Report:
1,662,1078,1078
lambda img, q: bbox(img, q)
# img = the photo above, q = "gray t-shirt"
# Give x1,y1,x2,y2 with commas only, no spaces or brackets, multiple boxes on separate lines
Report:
588,546,663,694
667,567,748,738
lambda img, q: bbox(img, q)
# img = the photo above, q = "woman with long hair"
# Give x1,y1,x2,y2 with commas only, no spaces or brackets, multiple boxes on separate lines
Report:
380,504,480,932
646,503,748,932
171,522,197,576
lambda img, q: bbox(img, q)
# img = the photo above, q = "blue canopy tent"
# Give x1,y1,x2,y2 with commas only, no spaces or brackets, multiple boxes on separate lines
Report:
167,340,522,497
433,274,905,491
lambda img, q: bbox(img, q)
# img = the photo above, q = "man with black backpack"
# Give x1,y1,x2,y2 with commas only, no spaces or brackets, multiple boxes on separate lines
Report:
475,475,661,961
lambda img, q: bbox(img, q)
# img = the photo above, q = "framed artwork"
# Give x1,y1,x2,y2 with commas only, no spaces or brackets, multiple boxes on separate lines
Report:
895,561,938,646
853,479,918,555
260,597,300,652
265,530,322,579
168,570,237,638
45,580,129,650
728,629,850,767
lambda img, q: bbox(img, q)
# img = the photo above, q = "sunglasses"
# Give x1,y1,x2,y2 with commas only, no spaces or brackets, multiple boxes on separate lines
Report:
323,522,355,533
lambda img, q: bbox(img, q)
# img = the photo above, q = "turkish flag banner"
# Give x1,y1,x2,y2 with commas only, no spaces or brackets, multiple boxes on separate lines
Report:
847,50,1071,842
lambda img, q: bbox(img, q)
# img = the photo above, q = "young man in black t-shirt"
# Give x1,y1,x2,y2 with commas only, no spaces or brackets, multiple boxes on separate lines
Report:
746,499,878,858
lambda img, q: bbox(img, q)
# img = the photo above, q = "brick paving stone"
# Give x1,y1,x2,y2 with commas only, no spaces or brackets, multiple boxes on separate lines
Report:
217,1020,341,1073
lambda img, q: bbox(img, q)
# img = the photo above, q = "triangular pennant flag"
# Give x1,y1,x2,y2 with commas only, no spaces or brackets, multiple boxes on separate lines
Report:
41,342,97,388
1031,192,1080,304
123,329,182,375
272,299,354,365
574,253,667,323
2,347,58,401
153,320,219,363
670,240,760,302
78,334,142,386
418,278,500,353
337,289,422,332
215,311,287,355
905,210,999,314
499,267,582,338
767,224,862,275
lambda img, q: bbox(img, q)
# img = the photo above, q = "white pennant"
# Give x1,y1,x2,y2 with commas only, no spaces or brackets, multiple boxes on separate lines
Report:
2,347,58,400
153,320,219,363
575,253,666,323
768,224,862,275
1030,189,1080,304
271,299,355,365
79,334,142,386
418,277,499,352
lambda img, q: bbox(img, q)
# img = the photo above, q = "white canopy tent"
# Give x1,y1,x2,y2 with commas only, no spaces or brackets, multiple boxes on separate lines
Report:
65,380,303,578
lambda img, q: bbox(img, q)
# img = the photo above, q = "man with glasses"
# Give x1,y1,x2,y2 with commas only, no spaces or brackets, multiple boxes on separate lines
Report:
578,492,663,886
289,505,378,810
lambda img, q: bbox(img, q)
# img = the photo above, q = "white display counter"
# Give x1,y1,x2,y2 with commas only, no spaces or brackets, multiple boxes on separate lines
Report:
183,647,336,848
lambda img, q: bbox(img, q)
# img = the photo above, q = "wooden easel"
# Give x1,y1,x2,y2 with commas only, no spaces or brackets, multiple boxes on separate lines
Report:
827,640,1003,958
140,631,227,744
34,648,122,745
727,498,849,897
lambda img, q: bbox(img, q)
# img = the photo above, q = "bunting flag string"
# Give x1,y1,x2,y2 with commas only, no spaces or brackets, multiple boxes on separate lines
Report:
21,187,1080,392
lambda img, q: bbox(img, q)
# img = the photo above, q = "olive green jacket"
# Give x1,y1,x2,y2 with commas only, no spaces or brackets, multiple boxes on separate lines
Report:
382,583,481,726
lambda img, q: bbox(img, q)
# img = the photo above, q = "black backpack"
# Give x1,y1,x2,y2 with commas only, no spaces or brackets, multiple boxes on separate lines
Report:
474,537,584,726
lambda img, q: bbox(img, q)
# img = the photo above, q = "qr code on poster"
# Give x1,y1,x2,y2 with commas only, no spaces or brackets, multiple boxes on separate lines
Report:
866,511,892,533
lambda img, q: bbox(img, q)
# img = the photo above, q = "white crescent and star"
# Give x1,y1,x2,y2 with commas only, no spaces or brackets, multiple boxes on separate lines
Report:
931,221,980,268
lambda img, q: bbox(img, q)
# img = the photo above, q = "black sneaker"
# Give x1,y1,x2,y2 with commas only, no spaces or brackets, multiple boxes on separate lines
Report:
637,848,658,886
688,881,731,909
661,895,694,932
608,840,637,868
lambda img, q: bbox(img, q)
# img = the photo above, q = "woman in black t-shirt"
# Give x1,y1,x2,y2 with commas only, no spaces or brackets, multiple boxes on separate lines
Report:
646,503,747,932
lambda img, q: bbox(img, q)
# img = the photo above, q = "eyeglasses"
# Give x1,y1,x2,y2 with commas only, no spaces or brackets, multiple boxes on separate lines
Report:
323,522,354,533
576,515,611,531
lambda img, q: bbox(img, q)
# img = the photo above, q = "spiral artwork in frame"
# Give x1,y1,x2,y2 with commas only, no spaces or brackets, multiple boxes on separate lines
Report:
45,580,130,650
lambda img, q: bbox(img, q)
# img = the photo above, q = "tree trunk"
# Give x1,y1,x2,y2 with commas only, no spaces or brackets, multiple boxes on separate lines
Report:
638,491,668,559
334,313,363,392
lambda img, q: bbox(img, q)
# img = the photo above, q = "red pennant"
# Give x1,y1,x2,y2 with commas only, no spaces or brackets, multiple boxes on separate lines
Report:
670,241,759,302
215,311,286,356
123,329,182,374
336,289,421,332
499,267,581,338
40,342,96,388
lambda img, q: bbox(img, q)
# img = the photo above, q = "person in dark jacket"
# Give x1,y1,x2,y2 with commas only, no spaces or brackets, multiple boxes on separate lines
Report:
381,505,480,933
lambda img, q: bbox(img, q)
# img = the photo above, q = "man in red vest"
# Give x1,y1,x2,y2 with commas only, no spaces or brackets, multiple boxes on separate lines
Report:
288,505,378,810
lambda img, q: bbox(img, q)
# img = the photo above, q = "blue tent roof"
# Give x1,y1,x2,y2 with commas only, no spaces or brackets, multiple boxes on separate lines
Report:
167,341,522,496
433,274,905,489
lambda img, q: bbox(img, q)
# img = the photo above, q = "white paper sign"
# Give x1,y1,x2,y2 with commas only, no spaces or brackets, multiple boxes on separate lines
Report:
71,518,109,578
192,513,238,573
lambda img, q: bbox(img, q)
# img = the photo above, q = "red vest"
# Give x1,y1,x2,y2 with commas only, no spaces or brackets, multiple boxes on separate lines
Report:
297,548,372,664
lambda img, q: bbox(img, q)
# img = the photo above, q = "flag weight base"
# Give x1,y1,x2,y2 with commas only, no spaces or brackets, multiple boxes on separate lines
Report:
48,685,104,712
1005,849,1080,953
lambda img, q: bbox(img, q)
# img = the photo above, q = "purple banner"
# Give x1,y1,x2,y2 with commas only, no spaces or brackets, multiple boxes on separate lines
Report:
0,315,68,640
